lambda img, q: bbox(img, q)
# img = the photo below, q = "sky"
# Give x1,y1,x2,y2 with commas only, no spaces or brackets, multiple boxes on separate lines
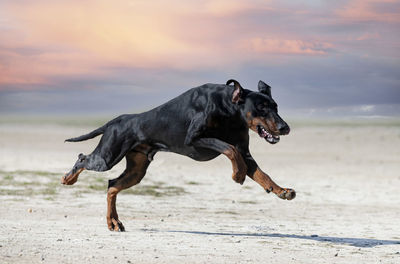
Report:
0,0,399,118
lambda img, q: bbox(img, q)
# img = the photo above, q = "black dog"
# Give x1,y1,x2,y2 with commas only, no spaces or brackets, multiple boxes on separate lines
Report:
62,79,295,231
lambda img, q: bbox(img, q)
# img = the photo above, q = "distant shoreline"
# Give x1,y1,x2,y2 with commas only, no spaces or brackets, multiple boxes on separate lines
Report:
1,114,399,128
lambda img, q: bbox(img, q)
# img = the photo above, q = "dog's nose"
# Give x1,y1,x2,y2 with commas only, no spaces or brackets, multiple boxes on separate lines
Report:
278,124,290,135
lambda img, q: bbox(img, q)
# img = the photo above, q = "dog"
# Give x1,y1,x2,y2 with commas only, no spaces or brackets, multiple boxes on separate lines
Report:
62,79,295,231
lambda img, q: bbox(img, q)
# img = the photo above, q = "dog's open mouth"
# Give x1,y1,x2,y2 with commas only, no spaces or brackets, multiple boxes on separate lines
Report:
257,125,280,144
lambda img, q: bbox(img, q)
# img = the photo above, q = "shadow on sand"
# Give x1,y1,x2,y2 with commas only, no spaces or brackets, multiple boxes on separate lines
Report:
142,229,400,248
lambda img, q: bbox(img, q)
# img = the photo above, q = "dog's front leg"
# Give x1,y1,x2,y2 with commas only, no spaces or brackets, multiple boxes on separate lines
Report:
251,168,296,200
192,138,247,184
244,156,296,200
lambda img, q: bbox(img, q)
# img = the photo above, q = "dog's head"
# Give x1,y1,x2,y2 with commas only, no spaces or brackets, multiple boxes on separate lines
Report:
227,79,290,144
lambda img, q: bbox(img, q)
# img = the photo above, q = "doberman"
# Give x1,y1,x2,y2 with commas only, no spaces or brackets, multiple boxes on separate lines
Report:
62,79,295,231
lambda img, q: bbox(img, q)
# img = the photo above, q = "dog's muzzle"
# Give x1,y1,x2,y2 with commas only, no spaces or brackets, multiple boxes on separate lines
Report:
257,125,280,144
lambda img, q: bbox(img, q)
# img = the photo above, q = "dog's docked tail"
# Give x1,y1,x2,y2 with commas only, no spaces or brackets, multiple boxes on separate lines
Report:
65,125,105,142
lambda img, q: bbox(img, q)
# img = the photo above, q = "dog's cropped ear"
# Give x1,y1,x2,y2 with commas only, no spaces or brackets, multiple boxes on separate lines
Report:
258,80,272,97
226,79,243,104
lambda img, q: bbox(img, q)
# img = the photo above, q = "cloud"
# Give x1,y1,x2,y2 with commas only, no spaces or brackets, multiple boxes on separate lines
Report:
336,0,400,23
0,0,197,88
204,0,261,16
357,105,375,112
0,0,338,89
0,0,399,117
355,32,381,41
239,38,333,55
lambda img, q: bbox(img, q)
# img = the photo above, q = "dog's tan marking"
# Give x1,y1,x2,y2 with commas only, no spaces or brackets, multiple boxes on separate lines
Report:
106,150,150,231
248,167,295,200
222,145,247,185
246,112,279,136
61,168,84,185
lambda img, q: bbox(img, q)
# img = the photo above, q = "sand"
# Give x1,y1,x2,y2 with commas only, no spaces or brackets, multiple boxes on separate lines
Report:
0,119,399,263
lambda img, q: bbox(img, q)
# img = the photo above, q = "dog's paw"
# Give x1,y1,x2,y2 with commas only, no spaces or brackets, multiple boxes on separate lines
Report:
232,171,246,185
277,188,296,200
108,218,125,232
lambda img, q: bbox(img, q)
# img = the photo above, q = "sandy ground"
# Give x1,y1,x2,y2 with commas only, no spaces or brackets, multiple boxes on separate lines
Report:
0,119,399,263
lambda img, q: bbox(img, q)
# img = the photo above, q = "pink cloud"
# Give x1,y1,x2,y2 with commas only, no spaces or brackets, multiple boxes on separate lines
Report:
0,0,282,88
336,0,400,23
203,0,276,16
355,32,381,41
239,38,333,55
0,0,397,90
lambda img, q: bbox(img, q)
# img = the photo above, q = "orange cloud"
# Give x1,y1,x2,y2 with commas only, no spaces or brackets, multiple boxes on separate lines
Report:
0,0,339,89
0,0,194,88
6,1,191,64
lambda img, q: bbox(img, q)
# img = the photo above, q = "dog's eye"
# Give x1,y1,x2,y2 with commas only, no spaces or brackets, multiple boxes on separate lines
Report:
256,104,265,111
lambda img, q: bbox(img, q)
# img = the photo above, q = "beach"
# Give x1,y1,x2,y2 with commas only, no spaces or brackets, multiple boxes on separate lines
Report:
0,119,399,263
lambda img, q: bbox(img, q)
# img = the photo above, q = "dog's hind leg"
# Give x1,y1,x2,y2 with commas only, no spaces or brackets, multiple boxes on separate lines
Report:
62,127,138,185
62,153,108,185
106,149,151,231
